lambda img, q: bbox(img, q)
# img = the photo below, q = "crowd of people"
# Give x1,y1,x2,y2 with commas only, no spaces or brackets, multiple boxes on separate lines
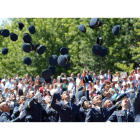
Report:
0,68,140,122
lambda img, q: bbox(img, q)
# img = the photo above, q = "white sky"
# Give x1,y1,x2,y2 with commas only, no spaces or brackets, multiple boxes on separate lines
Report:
0,18,11,26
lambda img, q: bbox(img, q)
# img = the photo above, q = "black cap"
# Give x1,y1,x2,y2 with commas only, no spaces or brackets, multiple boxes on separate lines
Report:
64,63,70,69
41,69,52,80
64,54,70,62
48,66,56,75
112,25,121,35
45,78,52,83
23,57,32,65
78,24,86,33
23,33,32,43
49,55,58,66
92,44,102,55
34,44,40,51
18,22,24,30
10,33,18,41
99,47,108,57
57,55,69,67
22,43,33,53
60,47,68,55
89,18,100,28
97,37,103,45
36,45,46,55
28,25,35,34
117,25,121,30
1,29,10,37
2,47,8,55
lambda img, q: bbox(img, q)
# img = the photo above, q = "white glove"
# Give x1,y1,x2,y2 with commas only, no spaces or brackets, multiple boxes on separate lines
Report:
51,87,60,95
79,96,86,105
38,94,42,103
34,90,41,99
72,87,76,95
6,98,10,103
19,110,26,120
19,104,25,112
125,89,134,94
129,89,134,92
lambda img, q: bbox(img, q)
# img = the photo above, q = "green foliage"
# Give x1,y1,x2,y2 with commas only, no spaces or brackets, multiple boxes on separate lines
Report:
0,18,140,78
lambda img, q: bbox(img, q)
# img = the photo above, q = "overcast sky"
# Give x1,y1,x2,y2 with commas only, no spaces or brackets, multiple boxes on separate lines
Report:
0,18,11,26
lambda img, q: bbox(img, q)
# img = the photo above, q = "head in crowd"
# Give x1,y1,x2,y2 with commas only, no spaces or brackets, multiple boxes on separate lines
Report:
82,99,92,109
92,95,102,107
104,100,113,108
61,91,70,102
121,97,130,110
0,102,10,113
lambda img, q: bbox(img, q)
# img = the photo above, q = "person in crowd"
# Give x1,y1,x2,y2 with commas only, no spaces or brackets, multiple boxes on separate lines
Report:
68,77,75,92
107,97,134,122
18,78,24,96
2,87,10,99
92,73,98,84
130,70,135,81
76,73,81,92
56,76,62,87
106,70,113,82
62,78,68,91
51,88,82,122
0,79,6,93
94,80,102,93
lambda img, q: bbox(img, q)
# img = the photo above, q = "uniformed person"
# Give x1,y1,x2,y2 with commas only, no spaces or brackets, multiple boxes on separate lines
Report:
85,95,105,122
11,96,26,122
0,102,26,122
24,90,51,122
51,88,82,122
107,98,134,122
133,82,140,122
43,95,59,122
85,94,122,122
79,96,93,122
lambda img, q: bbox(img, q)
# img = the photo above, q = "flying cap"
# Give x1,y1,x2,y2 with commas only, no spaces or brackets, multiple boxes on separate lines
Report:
89,18,100,28
22,43,32,53
1,29,10,37
60,47,68,55
23,33,32,43
10,33,18,41
28,25,35,34
92,44,102,55
18,22,24,30
41,69,52,80
78,24,86,33
2,47,8,55
49,55,58,66
36,45,46,55
112,25,121,35
99,47,108,57
23,57,32,65
57,55,69,67
97,37,103,45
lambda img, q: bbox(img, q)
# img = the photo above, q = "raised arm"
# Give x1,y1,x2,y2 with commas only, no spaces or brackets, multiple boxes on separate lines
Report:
133,83,140,115
51,88,61,112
